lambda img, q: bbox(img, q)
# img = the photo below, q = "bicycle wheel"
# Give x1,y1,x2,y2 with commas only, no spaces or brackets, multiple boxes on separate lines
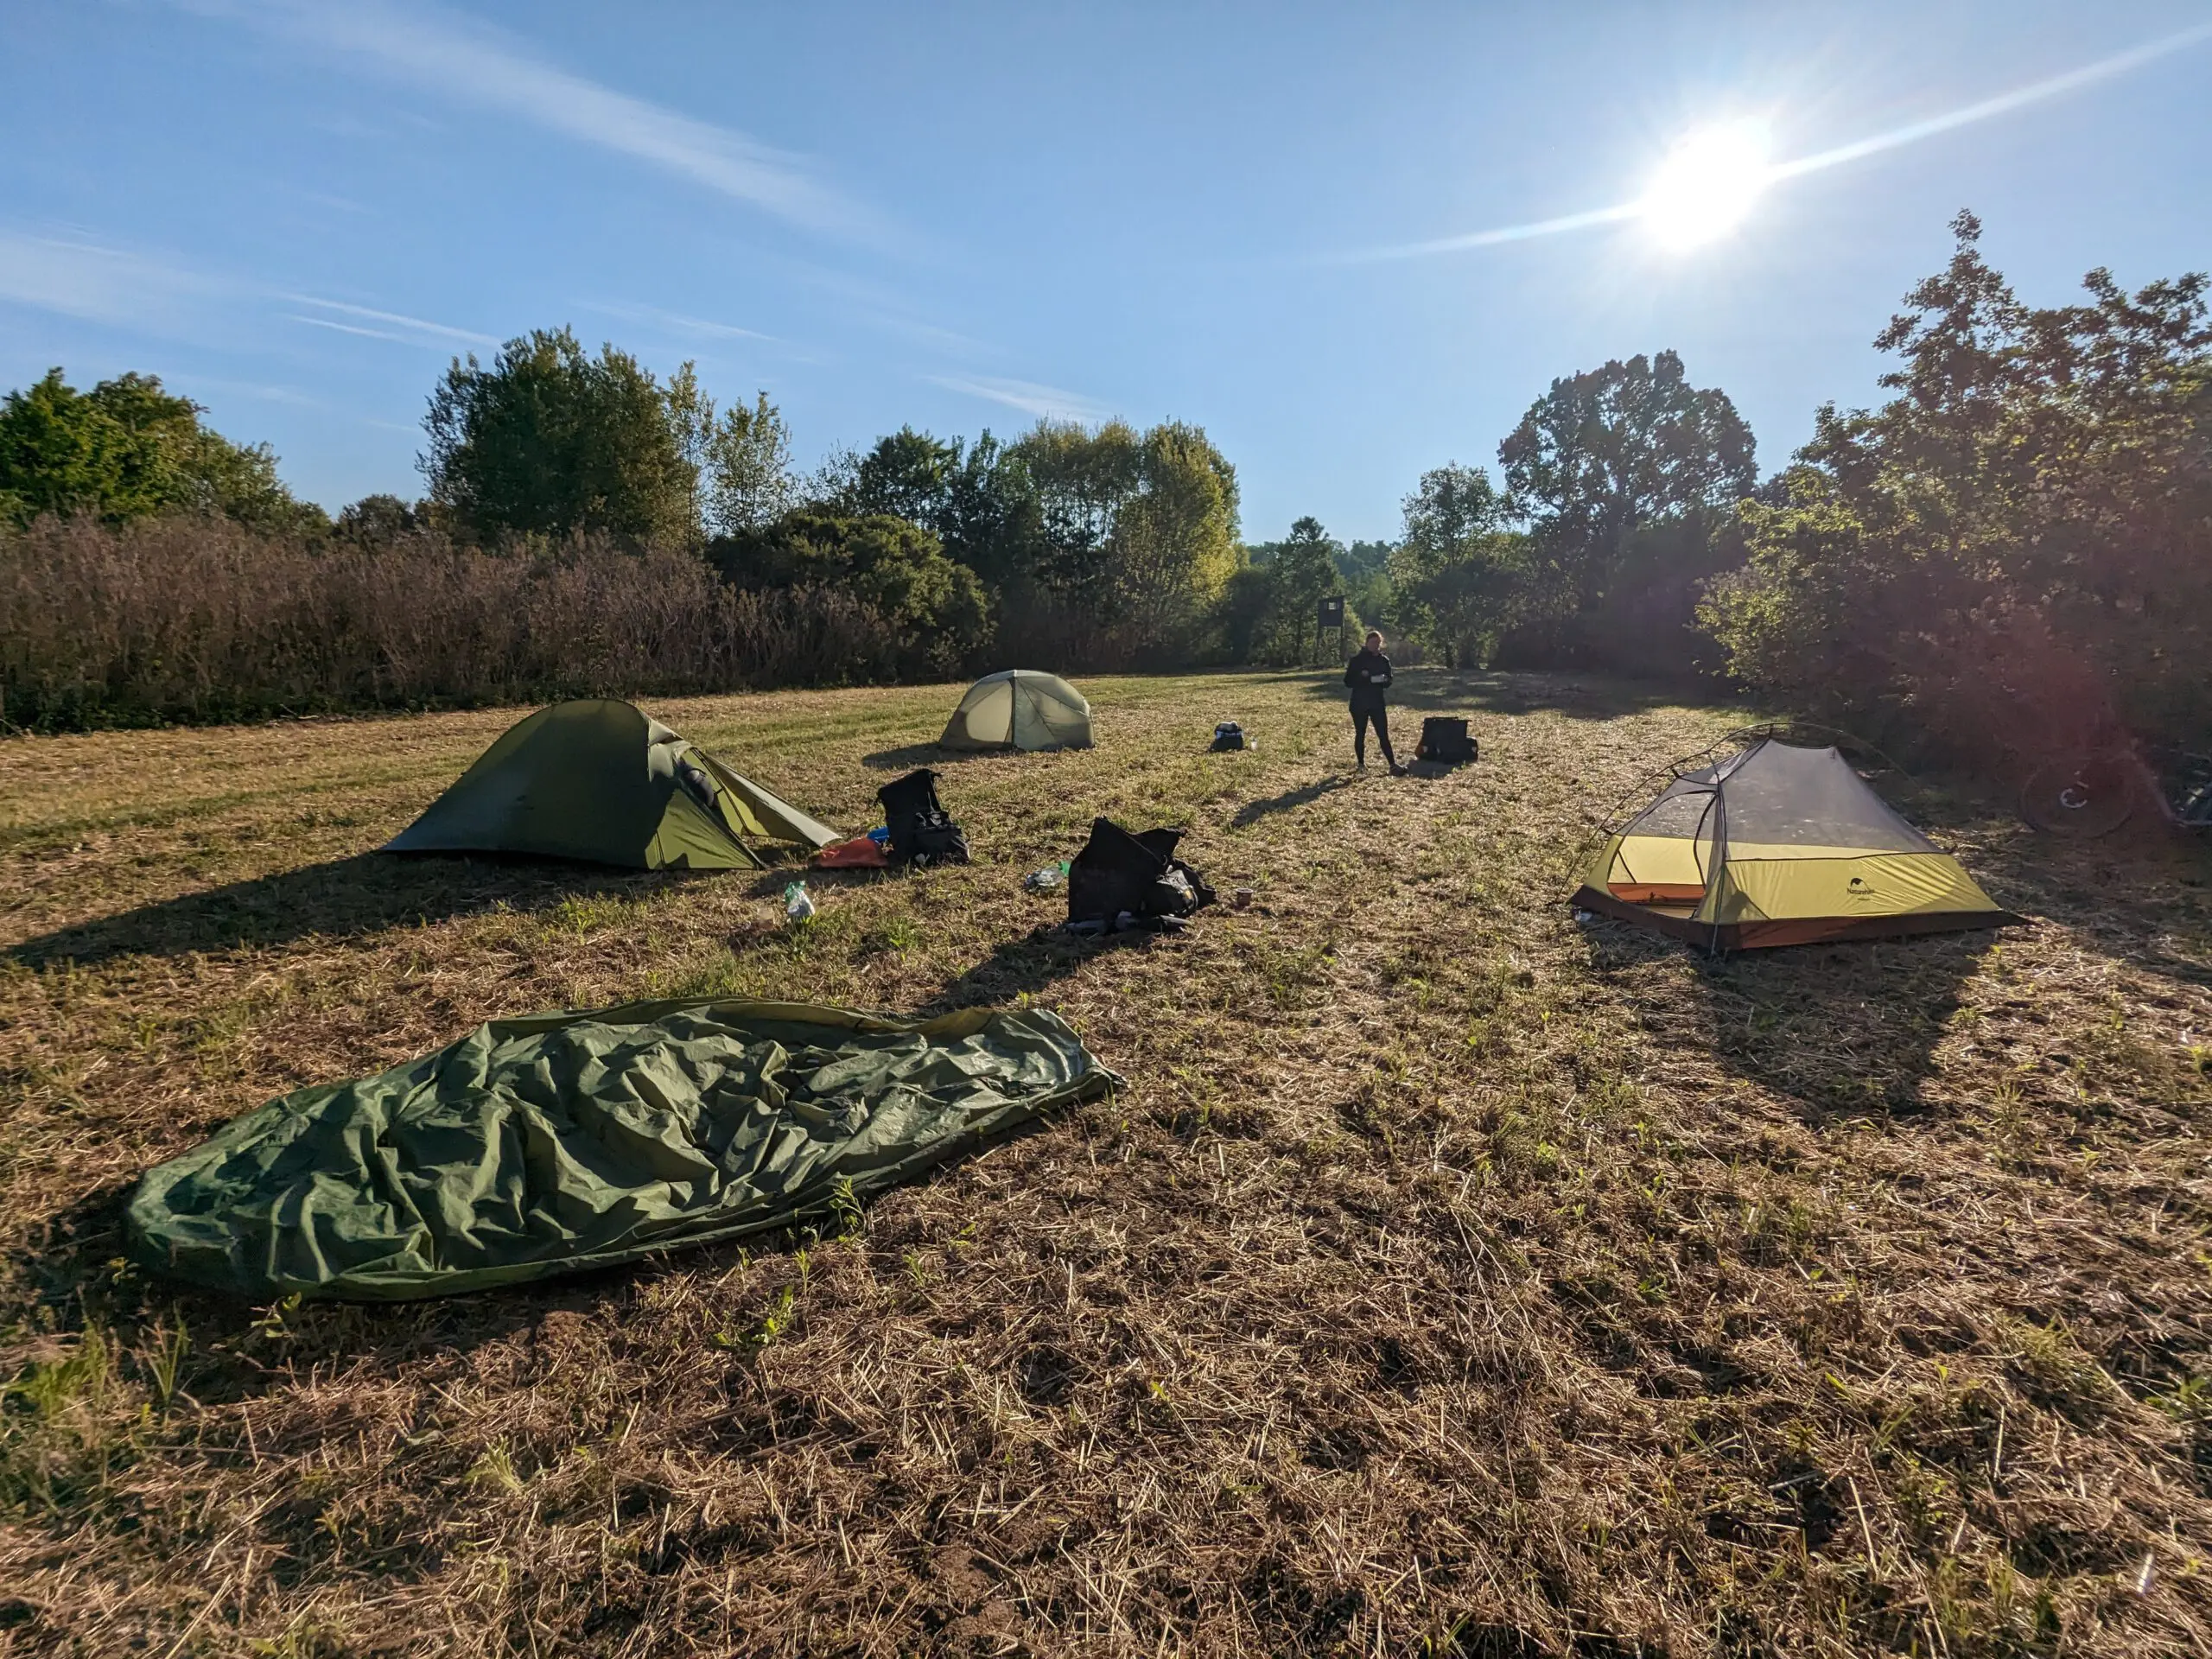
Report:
2020,757,2138,837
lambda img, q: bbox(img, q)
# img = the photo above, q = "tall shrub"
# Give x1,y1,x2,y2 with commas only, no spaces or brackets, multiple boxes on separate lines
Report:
1702,213,2212,758
0,516,893,730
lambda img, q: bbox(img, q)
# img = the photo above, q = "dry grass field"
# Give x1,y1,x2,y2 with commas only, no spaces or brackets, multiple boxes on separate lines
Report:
3,668,2210,1657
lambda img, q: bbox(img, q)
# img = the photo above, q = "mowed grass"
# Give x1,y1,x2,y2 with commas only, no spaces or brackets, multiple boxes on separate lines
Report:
3,668,2211,1658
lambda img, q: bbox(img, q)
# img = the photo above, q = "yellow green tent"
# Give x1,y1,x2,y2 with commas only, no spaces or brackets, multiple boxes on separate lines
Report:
384,699,836,870
1572,738,2012,950
939,670,1092,752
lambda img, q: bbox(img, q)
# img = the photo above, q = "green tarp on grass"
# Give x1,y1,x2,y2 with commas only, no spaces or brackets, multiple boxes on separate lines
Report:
127,999,1118,1301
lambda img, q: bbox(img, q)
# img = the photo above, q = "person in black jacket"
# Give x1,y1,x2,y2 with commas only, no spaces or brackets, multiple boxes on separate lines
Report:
1344,629,1407,774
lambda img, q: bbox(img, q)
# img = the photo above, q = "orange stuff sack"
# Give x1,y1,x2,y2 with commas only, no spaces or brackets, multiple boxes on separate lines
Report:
816,835,890,869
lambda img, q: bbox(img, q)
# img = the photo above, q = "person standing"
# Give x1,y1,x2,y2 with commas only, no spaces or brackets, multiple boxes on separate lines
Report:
1344,629,1406,774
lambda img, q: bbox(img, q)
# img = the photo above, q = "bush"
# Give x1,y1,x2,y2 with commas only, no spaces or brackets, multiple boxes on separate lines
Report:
1701,214,2212,762
0,515,894,731
713,507,992,680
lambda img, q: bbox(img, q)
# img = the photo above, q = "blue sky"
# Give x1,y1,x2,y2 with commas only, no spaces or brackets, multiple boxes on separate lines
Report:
3,1,2208,542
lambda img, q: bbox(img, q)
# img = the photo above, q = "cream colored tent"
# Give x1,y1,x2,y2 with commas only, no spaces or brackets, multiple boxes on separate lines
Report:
939,671,1093,752
385,700,836,870
1572,739,2012,950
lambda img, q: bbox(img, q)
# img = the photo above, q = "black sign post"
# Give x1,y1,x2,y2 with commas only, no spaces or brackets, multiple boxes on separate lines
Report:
1316,594,1346,665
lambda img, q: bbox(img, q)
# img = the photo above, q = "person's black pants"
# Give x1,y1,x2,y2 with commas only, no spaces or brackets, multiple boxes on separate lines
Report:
1352,707,1395,766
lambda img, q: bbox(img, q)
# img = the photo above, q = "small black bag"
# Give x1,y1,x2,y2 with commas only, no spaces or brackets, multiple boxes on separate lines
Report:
1210,721,1247,752
1067,818,1215,925
876,768,970,868
1416,715,1479,766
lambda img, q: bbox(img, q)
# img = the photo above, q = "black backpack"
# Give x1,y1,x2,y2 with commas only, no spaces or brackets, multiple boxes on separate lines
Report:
1210,721,1247,752
1067,818,1215,925
1416,715,1479,766
875,768,970,868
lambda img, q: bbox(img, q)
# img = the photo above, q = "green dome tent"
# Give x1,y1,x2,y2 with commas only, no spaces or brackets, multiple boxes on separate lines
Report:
939,670,1093,752
384,699,837,870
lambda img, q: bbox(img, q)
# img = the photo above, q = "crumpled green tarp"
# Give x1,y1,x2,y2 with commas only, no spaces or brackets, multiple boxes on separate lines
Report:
127,999,1118,1301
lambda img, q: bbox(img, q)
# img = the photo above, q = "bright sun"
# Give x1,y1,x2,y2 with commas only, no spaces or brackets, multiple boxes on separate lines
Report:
1640,124,1772,251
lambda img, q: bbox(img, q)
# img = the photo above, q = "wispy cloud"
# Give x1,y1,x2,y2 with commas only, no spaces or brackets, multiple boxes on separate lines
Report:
0,226,503,363
0,232,230,332
284,296,496,346
1328,18,2212,264
195,0,883,242
582,300,777,344
928,373,1111,423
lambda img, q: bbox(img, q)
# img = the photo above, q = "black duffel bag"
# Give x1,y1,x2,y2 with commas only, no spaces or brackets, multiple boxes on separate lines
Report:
876,768,970,868
1416,715,1479,766
1067,818,1215,926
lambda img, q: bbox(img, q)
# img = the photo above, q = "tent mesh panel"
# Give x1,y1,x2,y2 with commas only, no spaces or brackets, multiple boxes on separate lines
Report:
1707,743,1934,852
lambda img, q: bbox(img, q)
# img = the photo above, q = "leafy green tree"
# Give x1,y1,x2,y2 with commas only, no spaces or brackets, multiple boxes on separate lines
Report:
1389,464,1524,667
1103,421,1243,645
1703,212,2212,755
816,427,1052,597
1333,538,1397,638
423,327,695,544
669,369,794,538
1498,350,1753,661
0,368,321,531
715,506,991,678
802,416,1239,663
845,427,963,524
1269,517,1350,662
333,493,428,549
1013,418,1147,594
1217,517,1351,665
1010,419,1239,646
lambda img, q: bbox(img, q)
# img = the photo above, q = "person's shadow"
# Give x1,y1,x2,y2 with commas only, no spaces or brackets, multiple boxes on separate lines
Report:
5,854,715,969
1230,776,1355,830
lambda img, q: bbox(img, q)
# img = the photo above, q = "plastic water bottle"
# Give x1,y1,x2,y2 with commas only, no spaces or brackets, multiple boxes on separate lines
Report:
1025,861,1071,893
783,880,817,922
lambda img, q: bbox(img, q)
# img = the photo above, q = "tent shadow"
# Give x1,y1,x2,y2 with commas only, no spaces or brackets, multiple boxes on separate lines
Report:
861,744,1002,772
919,925,1161,1014
5,854,711,970
1580,916,1998,1123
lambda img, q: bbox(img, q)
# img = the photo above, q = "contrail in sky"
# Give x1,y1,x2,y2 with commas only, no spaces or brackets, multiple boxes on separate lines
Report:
1330,20,2212,264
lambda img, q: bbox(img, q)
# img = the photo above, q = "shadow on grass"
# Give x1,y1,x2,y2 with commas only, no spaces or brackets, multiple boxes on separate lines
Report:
860,743,1008,772
919,924,1166,1014
4,854,721,969
1581,913,1998,1122
1297,667,1720,722
10,1175,659,1461
1965,827,2212,998
1231,775,1356,829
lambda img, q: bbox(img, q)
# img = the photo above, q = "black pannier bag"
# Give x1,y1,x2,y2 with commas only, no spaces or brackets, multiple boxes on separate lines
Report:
876,768,970,868
1416,715,1478,766
1067,818,1216,925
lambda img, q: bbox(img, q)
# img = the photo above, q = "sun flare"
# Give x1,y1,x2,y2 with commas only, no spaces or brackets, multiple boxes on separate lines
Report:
1640,124,1772,250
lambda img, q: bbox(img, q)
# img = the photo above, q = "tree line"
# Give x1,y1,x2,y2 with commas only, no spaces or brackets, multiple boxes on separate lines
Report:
3,213,2204,761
